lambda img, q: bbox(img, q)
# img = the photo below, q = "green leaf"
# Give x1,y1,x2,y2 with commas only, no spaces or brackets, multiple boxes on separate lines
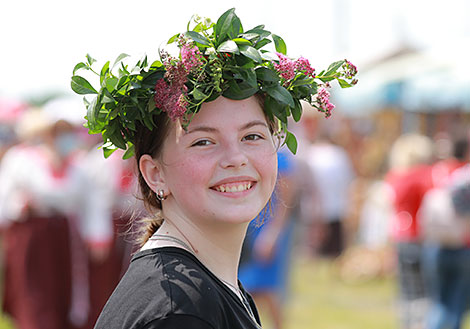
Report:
337,78,353,88
256,67,279,82
150,60,163,68
100,61,110,85
102,89,115,103
73,62,88,75
105,77,118,92
86,54,96,66
122,143,134,159
116,75,130,90
232,68,257,88
272,34,287,55
291,76,315,87
112,53,129,70
254,38,271,49
141,55,148,68
291,99,302,122
239,33,259,41
71,76,98,95
239,45,262,63
233,38,252,45
265,95,287,123
245,29,271,43
142,113,154,130
223,67,258,100
103,146,117,158
215,8,241,43
120,62,130,75
185,31,211,46
319,76,335,83
110,129,127,149
191,88,208,100
264,84,294,108
217,40,239,54
285,131,298,154
323,60,345,77
109,108,119,120
86,96,99,126
223,79,258,100
193,22,203,33
168,33,180,44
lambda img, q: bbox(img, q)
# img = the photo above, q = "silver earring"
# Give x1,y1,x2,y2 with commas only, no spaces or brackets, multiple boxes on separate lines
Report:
156,189,167,201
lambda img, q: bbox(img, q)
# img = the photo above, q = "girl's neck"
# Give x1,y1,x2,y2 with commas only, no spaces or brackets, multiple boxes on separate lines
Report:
152,213,249,287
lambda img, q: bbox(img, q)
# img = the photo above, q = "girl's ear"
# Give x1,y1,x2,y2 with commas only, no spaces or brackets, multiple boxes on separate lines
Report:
139,154,167,193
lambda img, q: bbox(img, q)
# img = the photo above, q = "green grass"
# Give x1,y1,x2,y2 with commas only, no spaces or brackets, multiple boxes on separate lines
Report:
0,316,13,329
282,257,397,329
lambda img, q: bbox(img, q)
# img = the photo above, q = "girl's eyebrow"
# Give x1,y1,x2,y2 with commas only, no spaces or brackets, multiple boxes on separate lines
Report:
241,120,269,130
185,120,268,135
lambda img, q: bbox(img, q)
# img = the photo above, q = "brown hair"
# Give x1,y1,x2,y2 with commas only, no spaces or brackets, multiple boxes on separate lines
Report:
133,94,278,245
133,112,172,245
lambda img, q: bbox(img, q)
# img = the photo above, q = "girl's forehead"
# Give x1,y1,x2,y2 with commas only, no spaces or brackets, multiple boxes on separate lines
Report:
187,96,266,127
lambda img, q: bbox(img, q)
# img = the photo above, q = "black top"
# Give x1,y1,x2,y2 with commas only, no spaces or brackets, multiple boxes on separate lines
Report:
94,247,262,329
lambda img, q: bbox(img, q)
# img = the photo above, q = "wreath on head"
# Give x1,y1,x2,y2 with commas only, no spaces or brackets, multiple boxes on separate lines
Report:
71,8,357,159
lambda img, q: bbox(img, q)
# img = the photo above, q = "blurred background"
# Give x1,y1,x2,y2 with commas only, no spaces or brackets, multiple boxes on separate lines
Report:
1,0,469,328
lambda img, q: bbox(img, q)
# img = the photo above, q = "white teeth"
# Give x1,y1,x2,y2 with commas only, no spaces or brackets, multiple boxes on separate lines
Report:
214,182,252,193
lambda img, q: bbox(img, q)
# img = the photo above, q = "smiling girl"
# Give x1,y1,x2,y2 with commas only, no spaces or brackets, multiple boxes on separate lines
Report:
72,8,357,329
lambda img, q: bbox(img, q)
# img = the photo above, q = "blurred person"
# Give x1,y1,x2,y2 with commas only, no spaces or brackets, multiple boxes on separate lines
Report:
288,109,324,255
42,97,118,329
81,146,141,327
304,127,355,258
419,138,470,329
0,107,77,329
358,181,394,250
0,99,111,329
238,148,301,329
384,133,434,329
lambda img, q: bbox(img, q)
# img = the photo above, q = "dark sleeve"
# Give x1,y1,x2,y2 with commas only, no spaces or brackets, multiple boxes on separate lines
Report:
142,314,215,329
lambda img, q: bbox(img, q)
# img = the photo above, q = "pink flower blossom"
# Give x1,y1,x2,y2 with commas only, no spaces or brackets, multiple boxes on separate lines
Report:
342,59,358,80
316,87,335,118
274,52,295,81
154,78,187,120
295,57,316,78
153,38,205,119
181,43,204,72
165,61,188,86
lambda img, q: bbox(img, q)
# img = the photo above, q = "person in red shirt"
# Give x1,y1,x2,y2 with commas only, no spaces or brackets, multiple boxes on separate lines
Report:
420,138,470,329
385,133,434,329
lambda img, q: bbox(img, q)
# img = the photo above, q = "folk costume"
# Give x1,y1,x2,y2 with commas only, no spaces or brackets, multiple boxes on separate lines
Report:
0,106,114,329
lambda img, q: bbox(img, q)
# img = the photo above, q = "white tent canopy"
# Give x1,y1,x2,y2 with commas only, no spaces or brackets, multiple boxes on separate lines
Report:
335,38,470,116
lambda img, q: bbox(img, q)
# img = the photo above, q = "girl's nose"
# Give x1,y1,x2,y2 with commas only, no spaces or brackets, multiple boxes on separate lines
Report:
219,142,248,169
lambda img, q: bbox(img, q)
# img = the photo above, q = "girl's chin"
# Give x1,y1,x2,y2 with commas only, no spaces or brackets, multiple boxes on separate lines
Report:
210,211,261,225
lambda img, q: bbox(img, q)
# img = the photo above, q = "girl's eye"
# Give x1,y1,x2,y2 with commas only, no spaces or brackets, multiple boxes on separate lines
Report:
242,134,263,141
191,139,213,147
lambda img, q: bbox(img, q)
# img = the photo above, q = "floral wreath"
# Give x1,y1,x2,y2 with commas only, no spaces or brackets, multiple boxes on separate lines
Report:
71,8,357,158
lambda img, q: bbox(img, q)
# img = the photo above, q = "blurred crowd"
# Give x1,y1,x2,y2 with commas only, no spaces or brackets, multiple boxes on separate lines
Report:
0,97,469,329
0,97,141,329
